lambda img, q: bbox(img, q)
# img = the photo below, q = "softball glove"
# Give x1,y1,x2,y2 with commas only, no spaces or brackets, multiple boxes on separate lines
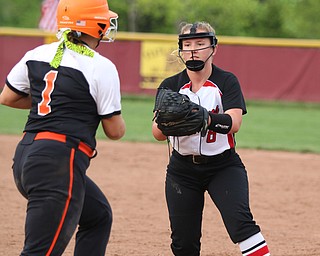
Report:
153,88,209,136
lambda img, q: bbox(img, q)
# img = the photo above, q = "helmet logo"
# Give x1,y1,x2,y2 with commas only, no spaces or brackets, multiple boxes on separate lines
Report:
76,20,86,26
94,16,108,20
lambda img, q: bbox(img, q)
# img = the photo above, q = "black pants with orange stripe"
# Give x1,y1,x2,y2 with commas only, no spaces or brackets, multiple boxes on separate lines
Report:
12,134,112,256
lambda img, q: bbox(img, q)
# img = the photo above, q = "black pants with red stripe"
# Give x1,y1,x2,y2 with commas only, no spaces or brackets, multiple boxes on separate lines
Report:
12,133,112,256
165,149,261,256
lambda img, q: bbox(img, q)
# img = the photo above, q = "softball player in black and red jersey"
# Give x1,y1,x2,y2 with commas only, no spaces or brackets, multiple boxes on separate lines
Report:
152,22,270,256
0,0,125,255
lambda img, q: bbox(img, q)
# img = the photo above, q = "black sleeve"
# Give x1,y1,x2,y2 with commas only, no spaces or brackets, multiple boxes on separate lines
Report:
158,70,187,92
221,74,247,115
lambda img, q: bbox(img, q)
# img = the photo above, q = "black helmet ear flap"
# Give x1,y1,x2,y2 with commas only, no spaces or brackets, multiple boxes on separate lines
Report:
214,37,218,46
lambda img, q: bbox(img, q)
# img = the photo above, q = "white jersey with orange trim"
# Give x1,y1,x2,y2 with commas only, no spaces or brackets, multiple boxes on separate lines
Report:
6,41,121,148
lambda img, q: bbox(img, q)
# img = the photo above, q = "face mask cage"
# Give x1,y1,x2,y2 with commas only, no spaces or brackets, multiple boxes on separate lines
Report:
179,45,215,53
101,17,118,42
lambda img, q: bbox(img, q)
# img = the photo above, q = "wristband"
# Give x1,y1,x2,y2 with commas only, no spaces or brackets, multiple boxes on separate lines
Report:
208,113,232,134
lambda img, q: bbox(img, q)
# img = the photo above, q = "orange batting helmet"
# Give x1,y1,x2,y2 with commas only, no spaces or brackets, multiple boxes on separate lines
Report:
57,0,118,41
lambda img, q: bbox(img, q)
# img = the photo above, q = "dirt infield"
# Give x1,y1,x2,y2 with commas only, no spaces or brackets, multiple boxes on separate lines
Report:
0,134,319,256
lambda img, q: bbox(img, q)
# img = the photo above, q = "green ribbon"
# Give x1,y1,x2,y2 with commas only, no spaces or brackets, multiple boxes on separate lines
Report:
50,29,94,69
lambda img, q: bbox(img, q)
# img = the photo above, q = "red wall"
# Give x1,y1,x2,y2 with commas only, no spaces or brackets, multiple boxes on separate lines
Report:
0,36,44,84
215,45,320,102
1,31,319,102
98,40,143,94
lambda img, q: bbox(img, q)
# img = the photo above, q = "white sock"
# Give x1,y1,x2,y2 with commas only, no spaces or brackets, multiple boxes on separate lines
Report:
239,232,270,256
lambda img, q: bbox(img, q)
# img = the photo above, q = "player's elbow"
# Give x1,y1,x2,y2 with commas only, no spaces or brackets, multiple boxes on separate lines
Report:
0,96,9,106
107,123,126,140
0,90,13,106
101,115,126,140
228,116,243,134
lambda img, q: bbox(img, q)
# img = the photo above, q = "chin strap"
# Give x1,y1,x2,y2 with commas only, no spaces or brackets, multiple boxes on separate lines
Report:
50,29,95,69
180,48,214,72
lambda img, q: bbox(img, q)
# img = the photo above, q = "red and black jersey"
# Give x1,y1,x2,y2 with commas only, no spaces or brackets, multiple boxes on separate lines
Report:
158,65,246,156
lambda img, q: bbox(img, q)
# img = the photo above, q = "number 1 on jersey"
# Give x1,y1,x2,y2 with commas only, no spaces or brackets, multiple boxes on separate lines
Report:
38,70,58,116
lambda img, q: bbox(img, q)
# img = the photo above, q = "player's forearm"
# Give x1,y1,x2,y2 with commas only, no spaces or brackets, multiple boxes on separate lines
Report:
0,85,31,109
0,96,32,109
208,109,242,134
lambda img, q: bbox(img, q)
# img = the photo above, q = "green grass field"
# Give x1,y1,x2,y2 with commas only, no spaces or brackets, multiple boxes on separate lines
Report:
1,95,319,153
